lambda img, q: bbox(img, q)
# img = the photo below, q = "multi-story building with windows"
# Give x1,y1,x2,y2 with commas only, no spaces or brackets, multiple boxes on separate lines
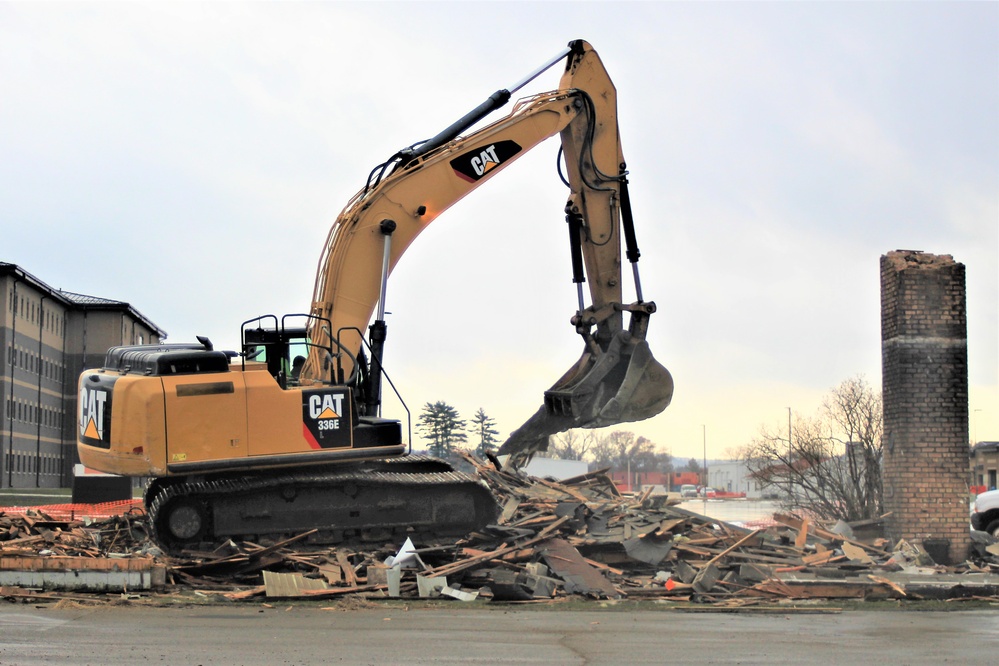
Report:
1,263,165,489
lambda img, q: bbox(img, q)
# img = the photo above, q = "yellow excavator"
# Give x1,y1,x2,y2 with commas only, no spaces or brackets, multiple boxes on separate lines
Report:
77,40,673,551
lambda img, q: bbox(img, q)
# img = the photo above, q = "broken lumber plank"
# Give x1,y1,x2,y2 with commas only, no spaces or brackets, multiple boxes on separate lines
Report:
535,515,571,539
244,529,319,558
774,514,887,555
499,498,521,524
801,550,842,567
656,518,687,536
318,563,341,585
841,542,874,564
424,532,557,578
174,553,285,578
794,517,810,549
0,534,47,549
224,585,266,600
558,468,623,498
704,530,763,568
509,509,553,528
532,476,591,504
743,580,869,600
539,538,621,599
634,486,655,506
511,515,561,529
335,550,358,587
622,584,690,598
868,575,906,597
722,550,805,566
301,584,385,598
583,557,624,576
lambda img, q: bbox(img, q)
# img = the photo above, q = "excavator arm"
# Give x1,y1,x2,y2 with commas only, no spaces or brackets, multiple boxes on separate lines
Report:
303,40,673,465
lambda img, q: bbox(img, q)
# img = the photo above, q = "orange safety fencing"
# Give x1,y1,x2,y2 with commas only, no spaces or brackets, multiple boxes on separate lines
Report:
1,499,145,521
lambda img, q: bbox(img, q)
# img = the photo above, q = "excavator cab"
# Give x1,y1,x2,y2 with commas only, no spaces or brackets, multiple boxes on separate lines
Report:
241,314,331,390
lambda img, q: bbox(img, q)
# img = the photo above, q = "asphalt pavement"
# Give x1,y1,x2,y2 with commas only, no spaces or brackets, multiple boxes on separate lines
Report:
0,604,996,665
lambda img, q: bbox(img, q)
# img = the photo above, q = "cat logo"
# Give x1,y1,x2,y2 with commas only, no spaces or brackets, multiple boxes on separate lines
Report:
450,140,522,183
79,386,109,442
302,389,352,449
470,145,501,177
308,393,344,422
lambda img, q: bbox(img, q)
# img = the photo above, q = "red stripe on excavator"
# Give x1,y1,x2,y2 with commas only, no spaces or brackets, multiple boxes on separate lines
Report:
452,169,476,183
303,423,321,450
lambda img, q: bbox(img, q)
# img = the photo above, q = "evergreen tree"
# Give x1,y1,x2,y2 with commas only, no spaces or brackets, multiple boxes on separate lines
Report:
469,408,500,457
417,401,467,458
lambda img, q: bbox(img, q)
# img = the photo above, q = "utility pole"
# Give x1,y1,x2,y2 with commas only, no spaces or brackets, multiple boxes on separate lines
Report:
787,407,793,500
702,424,707,489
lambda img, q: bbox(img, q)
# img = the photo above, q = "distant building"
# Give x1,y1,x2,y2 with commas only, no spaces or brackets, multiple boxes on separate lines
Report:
523,456,588,481
672,471,700,488
1,263,165,489
707,460,766,499
608,470,671,493
971,441,999,492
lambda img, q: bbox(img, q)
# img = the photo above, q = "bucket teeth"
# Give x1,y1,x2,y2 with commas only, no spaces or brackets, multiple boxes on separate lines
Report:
498,330,673,466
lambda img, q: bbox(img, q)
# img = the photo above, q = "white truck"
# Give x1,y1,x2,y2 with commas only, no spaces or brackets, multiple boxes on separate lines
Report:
971,489,999,536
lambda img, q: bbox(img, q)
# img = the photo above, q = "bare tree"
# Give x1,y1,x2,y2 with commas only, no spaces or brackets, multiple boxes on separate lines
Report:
745,376,883,521
617,433,660,473
823,376,883,519
547,429,595,461
588,435,617,470
723,444,751,461
581,430,671,475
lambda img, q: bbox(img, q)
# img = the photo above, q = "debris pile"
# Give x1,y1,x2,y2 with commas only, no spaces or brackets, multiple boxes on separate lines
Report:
0,508,164,599
3,455,999,605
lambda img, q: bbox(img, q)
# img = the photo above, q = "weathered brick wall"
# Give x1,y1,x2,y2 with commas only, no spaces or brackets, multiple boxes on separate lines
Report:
881,250,970,564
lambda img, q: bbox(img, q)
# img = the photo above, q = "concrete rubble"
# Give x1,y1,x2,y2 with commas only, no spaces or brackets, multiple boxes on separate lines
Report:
2,453,999,607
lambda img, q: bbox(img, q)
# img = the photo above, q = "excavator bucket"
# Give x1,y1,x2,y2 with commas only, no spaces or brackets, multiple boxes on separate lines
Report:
497,328,673,467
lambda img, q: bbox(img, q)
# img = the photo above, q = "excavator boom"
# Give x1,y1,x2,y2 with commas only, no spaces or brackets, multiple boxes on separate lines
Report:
304,40,673,463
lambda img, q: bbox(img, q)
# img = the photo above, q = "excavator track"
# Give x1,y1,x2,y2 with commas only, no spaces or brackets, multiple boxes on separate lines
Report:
145,456,499,553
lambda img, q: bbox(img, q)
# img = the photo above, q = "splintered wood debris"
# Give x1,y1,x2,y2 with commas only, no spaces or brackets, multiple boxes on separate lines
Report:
3,453,999,605
0,510,165,592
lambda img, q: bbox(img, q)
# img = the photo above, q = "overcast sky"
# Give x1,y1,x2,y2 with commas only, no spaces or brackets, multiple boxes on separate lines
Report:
2,2,996,460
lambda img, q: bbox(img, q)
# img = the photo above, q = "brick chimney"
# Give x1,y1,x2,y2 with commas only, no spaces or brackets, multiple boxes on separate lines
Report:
880,250,970,564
